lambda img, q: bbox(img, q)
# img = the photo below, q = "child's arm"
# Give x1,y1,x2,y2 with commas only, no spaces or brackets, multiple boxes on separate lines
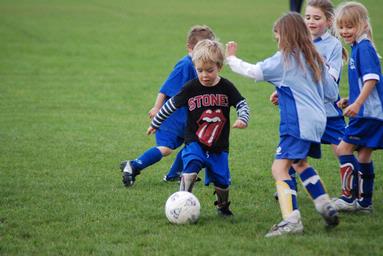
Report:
147,97,179,135
225,41,263,81
149,93,167,119
344,79,377,117
233,99,249,129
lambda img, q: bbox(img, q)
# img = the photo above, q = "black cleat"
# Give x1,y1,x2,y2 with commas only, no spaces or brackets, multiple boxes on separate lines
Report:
120,160,139,187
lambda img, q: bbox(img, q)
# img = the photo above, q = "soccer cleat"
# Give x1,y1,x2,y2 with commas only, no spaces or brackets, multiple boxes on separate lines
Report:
265,219,304,238
319,202,339,227
120,160,139,187
355,201,373,214
332,197,356,212
163,175,181,182
217,204,234,217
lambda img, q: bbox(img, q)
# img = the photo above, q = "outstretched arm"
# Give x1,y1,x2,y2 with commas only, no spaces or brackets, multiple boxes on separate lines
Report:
148,93,167,119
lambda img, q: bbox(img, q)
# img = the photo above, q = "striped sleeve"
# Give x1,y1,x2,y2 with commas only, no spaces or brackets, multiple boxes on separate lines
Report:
151,97,178,129
236,99,250,125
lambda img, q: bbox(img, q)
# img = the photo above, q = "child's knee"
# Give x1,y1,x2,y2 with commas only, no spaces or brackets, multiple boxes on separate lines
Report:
157,146,173,156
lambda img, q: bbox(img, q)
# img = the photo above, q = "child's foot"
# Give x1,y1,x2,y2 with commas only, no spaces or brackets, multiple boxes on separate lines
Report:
216,201,233,217
319,202,339,227
265,219,304,237
355,201,373,213
120,160,139,187
332,197,356,212
162,175,180,182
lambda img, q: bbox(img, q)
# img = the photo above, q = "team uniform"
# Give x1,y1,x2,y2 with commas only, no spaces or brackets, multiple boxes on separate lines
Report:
314,32,346,145
227,51,339,235
152,77,249,188
335,35,383,211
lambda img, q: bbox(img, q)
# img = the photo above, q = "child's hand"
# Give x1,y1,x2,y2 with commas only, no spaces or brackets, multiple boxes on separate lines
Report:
270,91,279,105
225,41,238,57
233,119,247,129
337,98,349,109
343,102,361,117
146,126,156,135
148,106,160,119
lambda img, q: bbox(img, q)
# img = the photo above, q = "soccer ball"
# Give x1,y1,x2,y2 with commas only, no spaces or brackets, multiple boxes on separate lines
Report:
165,191,200,224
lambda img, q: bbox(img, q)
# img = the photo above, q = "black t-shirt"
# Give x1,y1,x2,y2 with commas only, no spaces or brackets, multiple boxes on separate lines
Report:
173,77,245,153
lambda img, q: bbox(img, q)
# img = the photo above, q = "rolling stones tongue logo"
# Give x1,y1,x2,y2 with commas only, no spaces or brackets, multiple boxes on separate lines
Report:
196,109,226,147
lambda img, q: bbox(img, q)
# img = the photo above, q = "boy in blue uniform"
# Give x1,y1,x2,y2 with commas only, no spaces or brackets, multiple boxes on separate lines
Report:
120,25,215,186
226,13,339,237
148,39,250,216
333,1,383,213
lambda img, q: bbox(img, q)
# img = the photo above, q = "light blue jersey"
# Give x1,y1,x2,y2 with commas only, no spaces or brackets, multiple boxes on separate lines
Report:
314,32,343,117
226,52,338,143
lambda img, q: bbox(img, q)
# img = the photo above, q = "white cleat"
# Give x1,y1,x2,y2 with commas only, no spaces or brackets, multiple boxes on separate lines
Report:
265,219,304,237
332,197,356,212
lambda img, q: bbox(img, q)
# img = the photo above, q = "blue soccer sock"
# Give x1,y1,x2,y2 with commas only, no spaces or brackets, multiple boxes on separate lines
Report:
276,180,298,220
165,149,183,179
358,161,374,207
130,147,163,172
339,155,360,202
300,167,326,200
288,167,298,192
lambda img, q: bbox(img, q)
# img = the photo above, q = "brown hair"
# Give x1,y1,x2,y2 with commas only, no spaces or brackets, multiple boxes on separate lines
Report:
192,39,225,68
307,0,348,61
187,25,216,49
274,12,324,83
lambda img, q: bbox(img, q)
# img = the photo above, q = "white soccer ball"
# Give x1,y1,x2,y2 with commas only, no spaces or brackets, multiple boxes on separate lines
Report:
165,191,200,224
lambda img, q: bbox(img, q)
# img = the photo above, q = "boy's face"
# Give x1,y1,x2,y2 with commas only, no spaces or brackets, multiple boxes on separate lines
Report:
195,61,221,87
304,6,330,39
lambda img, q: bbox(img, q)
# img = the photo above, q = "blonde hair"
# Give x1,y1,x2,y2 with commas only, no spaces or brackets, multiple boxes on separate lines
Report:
192,39,225,68
335,1,375,46
187,25,216,49
274,12,324,83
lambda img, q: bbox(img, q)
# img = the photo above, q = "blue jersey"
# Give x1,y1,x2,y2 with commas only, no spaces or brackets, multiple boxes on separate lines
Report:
314,32,343,117
348,36,383,120
158,55,197,137
260,52,338,142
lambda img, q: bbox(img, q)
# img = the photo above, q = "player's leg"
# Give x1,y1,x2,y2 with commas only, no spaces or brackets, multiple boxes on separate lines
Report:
266,159,303,237
356,148,374,213
294,160,338,227
206,151,233,217
334,140,359,210
179,142,205,192
163,149,183,181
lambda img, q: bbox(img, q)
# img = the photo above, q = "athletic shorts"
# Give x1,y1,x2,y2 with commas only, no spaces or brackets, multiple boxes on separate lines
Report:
275,135,321,161
321,116,346,145
182,142,231,187
155,128,184,149
343,118,383,149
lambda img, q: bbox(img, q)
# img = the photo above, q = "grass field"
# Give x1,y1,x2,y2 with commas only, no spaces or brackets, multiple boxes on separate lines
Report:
1,0,383,255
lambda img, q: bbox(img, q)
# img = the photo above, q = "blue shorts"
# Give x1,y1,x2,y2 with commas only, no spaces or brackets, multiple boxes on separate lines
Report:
155,128,184,149
182,142,231,187
321,116,346,145
343,118,383,149
275,135,321,160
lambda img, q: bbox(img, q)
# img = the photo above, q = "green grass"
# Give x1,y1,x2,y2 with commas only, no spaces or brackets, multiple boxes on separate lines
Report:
1,0,383,255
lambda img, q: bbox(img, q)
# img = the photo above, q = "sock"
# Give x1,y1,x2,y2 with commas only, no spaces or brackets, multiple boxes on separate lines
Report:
165,150,183,178
339,155,360,202
358,161,374,207
276,180,298,220
130,147,163,172
288,167,298,192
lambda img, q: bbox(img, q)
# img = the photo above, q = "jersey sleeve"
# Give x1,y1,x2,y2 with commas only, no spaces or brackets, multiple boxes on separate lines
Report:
326,41,343,82
226,56,263,81
159,57,195,97
259,52,285,84
358,42,381,82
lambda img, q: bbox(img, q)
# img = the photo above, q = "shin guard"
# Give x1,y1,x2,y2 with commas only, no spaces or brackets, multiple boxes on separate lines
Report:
179,173,198,192
276,180,298,220
339,163,358,200
358,162,375,207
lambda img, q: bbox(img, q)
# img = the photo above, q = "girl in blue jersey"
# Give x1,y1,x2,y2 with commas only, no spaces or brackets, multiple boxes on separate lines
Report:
148,39,250,216
271,0,346,196
226,12,339,237
332,1,383,213
120,25,215,187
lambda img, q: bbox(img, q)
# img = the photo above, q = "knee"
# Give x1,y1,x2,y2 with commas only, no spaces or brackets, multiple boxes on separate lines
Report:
158,146,172,156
